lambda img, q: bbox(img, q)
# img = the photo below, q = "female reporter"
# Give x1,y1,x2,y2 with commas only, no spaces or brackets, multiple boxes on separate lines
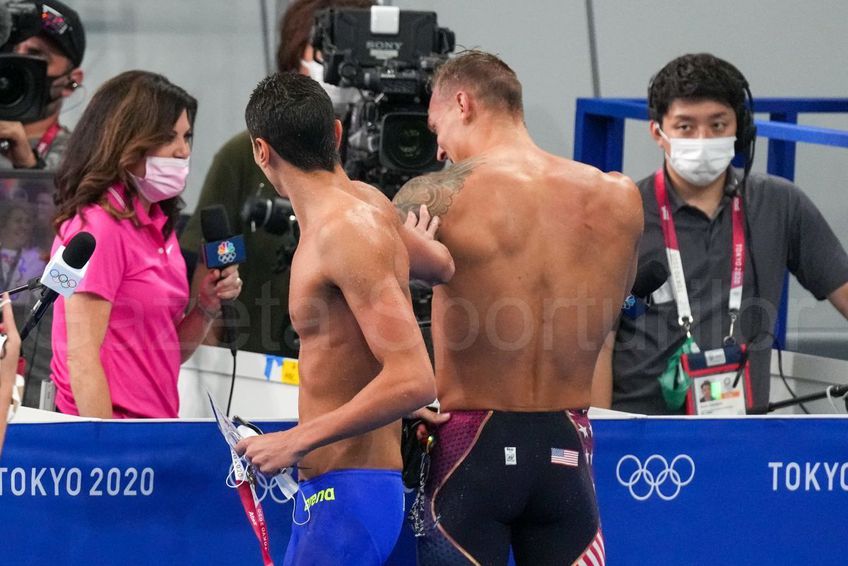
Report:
50,71,242,418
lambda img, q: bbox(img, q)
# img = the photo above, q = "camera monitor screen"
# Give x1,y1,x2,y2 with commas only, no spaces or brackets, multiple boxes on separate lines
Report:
0,169,57,305
319,9,441,67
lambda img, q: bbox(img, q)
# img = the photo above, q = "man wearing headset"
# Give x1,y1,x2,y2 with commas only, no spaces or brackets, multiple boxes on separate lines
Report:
0,0,85,170
593,53,848,415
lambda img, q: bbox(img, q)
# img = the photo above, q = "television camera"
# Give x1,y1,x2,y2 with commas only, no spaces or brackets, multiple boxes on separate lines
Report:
311,5,455,198
0,1,50,122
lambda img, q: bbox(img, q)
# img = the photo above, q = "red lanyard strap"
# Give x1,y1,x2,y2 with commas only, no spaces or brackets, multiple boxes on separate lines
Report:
34,122,61,160
654,169,745,340
237,480,275,566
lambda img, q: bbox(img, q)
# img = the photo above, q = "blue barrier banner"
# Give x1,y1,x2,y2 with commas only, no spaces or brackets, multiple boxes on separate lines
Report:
2,417,846,564
593,418,848,566
0,421,298,565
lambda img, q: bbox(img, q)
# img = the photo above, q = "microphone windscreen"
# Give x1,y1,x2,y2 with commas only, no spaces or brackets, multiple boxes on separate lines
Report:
201,205,233,241
631,260,669,299
62,231,96,269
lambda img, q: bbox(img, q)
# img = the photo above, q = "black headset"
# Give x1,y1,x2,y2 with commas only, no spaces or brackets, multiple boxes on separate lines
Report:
733,75,757,177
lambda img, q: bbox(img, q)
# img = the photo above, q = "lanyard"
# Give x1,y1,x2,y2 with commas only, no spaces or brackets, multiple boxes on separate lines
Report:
654,169,746,342
232,449,275,566
237,481,274,566
34,122,61,160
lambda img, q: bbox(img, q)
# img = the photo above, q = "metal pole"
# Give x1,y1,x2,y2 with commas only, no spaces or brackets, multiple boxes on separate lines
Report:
584,0,601,97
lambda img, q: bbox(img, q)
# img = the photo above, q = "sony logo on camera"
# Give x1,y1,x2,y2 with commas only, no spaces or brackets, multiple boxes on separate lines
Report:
39,245,88,298
366,40,403,59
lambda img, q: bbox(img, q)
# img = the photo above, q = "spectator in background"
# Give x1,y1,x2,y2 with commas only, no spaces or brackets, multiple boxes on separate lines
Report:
0,201,43,292
50,71,242,418
593,53,848,415
179,0,373,358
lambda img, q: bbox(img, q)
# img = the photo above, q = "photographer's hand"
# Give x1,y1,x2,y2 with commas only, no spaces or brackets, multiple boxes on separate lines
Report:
0,121,37,169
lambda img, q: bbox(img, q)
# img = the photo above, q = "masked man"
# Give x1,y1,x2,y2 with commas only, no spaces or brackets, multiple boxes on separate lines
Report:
593,53,848,415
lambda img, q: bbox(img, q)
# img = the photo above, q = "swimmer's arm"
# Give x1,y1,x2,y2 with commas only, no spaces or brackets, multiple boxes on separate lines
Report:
398,204,454,285
591,331,615,409
592,239,639,410
393,162,478,283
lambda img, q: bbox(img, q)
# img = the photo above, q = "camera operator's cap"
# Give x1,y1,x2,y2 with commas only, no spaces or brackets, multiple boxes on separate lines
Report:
39,0,86,68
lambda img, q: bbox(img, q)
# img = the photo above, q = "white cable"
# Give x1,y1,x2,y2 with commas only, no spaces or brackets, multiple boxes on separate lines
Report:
825,385,848,414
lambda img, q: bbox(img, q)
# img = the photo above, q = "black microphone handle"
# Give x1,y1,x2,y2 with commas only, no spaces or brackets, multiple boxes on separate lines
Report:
220,298,238,355
19,290,59,342
2,277,42,297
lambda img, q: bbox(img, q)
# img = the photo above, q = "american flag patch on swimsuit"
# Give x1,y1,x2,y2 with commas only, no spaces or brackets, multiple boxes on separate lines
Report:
550,448,579,467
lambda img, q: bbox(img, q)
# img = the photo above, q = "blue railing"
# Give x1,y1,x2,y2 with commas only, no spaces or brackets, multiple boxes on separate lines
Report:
573,97,848,348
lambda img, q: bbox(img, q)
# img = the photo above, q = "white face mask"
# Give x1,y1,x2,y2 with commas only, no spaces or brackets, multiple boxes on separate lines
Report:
659,129,736,186
301,59,361,115
130,156,190,203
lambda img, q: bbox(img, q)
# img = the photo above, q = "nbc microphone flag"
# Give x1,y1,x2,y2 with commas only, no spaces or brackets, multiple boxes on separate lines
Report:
551,448,579,467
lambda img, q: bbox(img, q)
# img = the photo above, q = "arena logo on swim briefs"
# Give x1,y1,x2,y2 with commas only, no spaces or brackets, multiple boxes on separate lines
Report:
0,467,155,497
303,487,335,511
768,461,848,492
615,454,695,501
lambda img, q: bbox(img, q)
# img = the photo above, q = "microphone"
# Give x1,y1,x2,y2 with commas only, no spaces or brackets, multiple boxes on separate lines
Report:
622,260,669,320
20,231,96,341
1,276,42,297
200,205,247,355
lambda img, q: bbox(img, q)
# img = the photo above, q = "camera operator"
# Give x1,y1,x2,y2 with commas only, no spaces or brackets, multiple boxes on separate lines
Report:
180,0,373,357
0,0,85,170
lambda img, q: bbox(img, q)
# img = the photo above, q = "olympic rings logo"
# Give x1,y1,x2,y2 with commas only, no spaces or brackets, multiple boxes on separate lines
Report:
218,251,237,264
616,454,695,501
49,269,77,289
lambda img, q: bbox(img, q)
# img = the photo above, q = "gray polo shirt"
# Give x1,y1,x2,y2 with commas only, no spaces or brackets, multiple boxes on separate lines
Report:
612,167,848,415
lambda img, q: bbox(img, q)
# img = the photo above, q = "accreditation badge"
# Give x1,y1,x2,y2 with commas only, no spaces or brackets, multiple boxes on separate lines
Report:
682,343,752,416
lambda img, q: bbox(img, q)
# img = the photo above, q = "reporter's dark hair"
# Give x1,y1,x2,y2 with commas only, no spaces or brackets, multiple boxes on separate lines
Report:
647,53,747,126
276,0,375,73
246,72,338,172
54,70,196,239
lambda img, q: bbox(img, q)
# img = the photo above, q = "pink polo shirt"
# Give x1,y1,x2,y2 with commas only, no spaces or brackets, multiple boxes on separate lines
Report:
51,185,189,418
